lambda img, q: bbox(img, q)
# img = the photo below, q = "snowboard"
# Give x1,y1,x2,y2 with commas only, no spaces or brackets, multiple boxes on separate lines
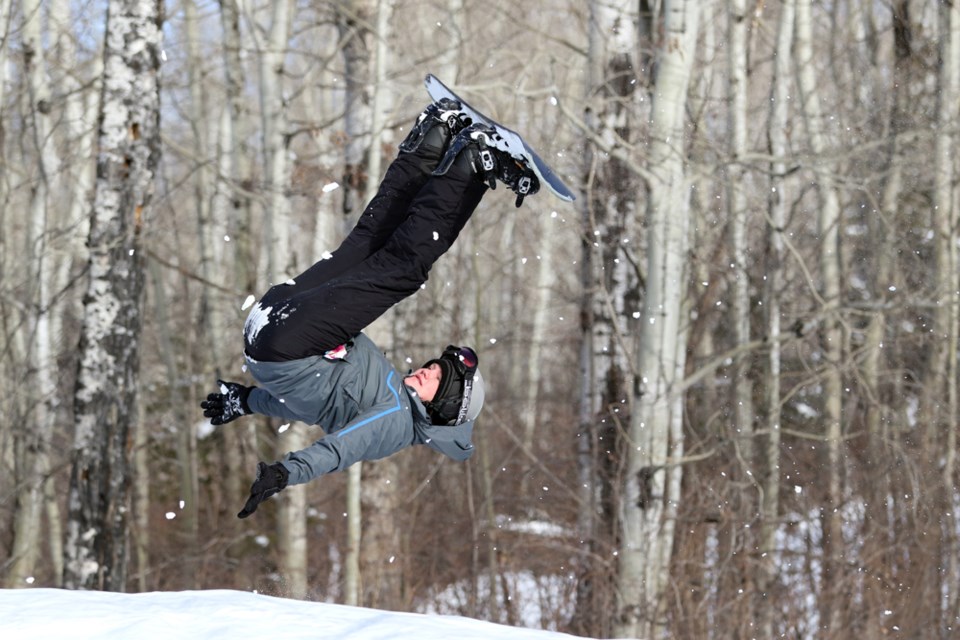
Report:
424,74,576,203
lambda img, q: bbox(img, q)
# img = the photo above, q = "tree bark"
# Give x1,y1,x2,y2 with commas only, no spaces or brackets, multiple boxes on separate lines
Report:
862,2,906,635
756,1,794,636
723,1,756,631
335,0,374,607
934,0,960,625
575,1,642,633
795,0,845,632
217,0,258,506
7,0,58,588
259,0,295,280
617,2,699,637
63,0,162,591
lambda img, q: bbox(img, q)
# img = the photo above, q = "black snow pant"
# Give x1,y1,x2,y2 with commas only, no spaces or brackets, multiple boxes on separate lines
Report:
243,141,487,362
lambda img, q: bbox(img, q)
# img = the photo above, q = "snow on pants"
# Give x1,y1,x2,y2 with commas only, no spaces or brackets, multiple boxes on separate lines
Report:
243,141,488,362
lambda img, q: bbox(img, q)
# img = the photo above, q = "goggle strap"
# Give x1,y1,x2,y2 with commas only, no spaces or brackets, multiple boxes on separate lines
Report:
455,377,474,426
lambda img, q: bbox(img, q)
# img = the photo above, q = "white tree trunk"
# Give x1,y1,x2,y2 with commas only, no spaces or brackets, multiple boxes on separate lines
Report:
795,0,844,632
259,0,294,280
335,0,375,606
278,425,309,598
217,0,259,503
757,1,794,634
727,0,754,456
617,2,699,637
46,0,100,587
361,0,405,611
170,0,208,563
64,0,162,591
8,0,58,587
519,230,557,459
935,0,960,620
574,2,642,629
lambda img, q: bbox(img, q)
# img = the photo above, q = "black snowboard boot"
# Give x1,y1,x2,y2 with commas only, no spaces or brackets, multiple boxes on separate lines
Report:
399,98,472,157
433,122,540,207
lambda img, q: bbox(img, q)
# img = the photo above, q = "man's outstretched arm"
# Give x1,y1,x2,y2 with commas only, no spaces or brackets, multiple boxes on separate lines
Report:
201,379,306,424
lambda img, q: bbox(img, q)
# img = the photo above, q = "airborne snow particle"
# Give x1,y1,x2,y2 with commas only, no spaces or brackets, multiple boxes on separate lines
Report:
241,295,256,311
322,182,340,193
165,512,176,520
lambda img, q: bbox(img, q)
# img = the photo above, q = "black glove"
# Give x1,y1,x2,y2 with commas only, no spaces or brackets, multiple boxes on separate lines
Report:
200,379,252,425
238,462,289,519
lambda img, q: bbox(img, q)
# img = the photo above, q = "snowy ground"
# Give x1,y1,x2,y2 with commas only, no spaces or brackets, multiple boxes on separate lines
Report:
0,588,601,640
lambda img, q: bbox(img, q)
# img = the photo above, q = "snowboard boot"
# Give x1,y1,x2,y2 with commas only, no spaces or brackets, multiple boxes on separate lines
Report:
399,98,472,158
433,122,540,207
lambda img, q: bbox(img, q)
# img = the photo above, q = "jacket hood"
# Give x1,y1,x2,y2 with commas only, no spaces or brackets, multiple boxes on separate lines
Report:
404,382,476,461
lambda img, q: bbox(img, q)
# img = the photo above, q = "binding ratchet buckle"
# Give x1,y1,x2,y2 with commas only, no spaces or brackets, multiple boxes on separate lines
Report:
517,176,532,195
479,149,496,172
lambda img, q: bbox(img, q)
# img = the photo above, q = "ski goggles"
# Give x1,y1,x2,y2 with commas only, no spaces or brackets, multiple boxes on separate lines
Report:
442,345,478,379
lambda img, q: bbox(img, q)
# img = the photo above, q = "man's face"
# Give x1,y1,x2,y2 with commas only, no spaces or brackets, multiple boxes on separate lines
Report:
404,362,442,402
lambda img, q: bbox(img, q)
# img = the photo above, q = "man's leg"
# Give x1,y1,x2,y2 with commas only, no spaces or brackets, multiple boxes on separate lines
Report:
245,127,489,361
258,100,469,308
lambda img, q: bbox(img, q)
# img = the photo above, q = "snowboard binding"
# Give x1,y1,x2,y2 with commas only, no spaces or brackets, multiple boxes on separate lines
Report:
399,97,472,155
435,123,541,207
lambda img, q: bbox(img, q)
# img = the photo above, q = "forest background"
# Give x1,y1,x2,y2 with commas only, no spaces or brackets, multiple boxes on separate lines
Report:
1,1,959,639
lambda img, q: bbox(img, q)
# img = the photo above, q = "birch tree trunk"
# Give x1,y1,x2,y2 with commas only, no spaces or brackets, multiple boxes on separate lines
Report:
795,0,845,632
519,224,558,465
727,0,753,452
359,0,405,610
45,0,99,587
217,0,258,504
617,2,699,637
172,0,208,564
252,0,309,599
64,0,162,591
721,1,756,630
259,0,294,280
934,0,960,624
8,0,59,587
278,422,309,599
0,0,10,270
336,0,373,228
576,1,641,633
862,2,907,634
147,258,199,586
757,1,794,634
335,0,374,606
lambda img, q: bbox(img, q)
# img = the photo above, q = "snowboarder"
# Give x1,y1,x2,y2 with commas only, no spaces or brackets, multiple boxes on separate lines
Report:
201,98,540,518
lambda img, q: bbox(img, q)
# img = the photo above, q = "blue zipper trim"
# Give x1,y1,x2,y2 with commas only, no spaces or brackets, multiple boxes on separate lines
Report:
336,371,402,438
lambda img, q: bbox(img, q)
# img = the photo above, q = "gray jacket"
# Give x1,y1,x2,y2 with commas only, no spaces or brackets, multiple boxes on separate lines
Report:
244,333,476,485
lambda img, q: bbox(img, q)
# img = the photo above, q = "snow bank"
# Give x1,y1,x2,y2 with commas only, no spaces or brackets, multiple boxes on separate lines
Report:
0,588,597,640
